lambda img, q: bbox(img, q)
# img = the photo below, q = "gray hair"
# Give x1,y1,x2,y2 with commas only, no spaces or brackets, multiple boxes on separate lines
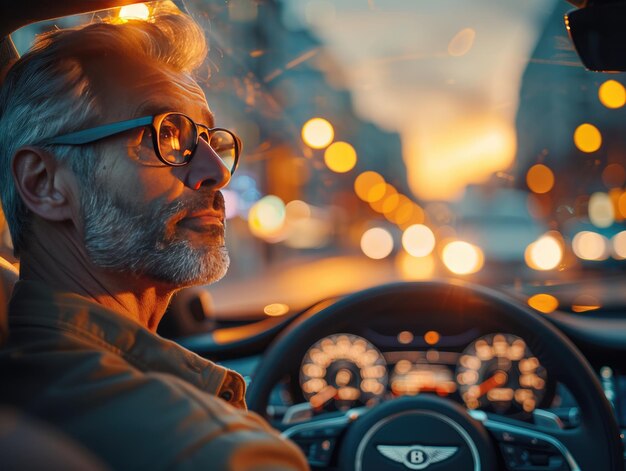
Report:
0,8,207,255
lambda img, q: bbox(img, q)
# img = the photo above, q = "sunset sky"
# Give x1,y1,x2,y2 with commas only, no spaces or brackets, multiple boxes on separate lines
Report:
283,0,560,200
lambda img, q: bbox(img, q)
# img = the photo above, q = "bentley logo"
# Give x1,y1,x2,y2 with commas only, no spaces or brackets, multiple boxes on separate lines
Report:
377,445,458,470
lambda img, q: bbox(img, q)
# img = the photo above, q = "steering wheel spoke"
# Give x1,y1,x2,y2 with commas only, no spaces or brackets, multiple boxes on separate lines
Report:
470,410,580,470
281,408,364,467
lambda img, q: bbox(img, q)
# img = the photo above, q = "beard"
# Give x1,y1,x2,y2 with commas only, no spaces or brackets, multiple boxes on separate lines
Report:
80,180,229,287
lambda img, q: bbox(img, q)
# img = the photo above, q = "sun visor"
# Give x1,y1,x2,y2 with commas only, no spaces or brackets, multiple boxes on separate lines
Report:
565,2,626,72
0,0,150,38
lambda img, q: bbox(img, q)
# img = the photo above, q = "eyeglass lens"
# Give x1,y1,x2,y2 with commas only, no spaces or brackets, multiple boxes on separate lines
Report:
158,114,237,173
202,129,237,173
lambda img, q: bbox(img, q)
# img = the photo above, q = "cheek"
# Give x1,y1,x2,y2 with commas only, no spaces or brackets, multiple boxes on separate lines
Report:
139,169,185,201
103,152,184,203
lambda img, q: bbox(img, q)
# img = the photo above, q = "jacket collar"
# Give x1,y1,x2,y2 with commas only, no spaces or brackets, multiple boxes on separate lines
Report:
8,280,245,407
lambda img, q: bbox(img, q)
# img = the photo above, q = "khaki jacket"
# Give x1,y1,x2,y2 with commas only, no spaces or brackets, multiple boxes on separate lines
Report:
0,281,308,470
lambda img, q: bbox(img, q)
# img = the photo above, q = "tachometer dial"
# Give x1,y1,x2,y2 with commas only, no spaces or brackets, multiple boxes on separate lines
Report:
456,333,547,414
300,334,387,411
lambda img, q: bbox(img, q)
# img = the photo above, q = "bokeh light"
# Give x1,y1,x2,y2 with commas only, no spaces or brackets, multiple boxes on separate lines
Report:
324,141,357,173
572,295,601,313
118,3,151,20
588,192,615,228
402,224,436,257
525,235,563,271
573,123,602,153
233,183,262,216
448,28,476,56
526,164,554,194
302,118,334,149
618,192,626,219
572,231,609,261
382,193,400,215
370,184,397,212
264,303,290,316
285,200,311,219
441,241,484,275
248,195,286,239
424,331,440,345
361,227,394,260
354,171,385,202
396,252,435,280
397,331,414,344
602,164,626,189
599,80,626,109
221,189,240,219
612,231,626,259
528,294,559,314
388,197,422,226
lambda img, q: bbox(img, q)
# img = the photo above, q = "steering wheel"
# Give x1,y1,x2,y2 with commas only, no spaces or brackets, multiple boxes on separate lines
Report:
246,280,623,470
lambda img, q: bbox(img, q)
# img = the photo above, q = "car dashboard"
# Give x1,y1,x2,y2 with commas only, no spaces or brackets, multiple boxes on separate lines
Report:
181,282,626,470
294,328,552,417
259,322,577,430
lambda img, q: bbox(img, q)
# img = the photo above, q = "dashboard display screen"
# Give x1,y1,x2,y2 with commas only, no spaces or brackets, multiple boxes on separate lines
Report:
298,331,550,416
389,358,457,396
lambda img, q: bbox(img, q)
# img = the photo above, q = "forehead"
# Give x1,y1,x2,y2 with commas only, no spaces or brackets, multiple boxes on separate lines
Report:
137,72,214,126
96,62,214,126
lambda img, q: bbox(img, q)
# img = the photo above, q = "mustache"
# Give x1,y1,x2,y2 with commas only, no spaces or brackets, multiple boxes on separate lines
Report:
183,189,225,214
160,190,225,219
151,190,225,242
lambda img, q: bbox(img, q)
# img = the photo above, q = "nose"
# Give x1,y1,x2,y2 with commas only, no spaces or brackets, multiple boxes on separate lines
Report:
177,138,231,191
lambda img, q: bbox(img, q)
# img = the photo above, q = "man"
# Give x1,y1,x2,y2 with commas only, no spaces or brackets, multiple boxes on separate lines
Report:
0,7,308,470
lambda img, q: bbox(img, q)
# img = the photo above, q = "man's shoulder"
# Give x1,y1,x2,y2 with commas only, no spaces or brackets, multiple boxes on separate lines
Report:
2,340,305,470
6,280,244,401
1,283,308,470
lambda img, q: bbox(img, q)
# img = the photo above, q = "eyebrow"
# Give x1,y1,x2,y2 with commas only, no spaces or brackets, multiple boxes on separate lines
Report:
139,104,215,128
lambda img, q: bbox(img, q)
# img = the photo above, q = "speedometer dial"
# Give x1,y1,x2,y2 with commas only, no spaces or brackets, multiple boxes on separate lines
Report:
300,334,387,411
456,333,547,414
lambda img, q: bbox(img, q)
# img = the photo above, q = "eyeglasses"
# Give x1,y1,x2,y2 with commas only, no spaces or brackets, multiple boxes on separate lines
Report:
43,112,241,174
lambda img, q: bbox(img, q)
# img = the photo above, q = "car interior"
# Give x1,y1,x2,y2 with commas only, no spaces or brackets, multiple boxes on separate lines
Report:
2,0,626,470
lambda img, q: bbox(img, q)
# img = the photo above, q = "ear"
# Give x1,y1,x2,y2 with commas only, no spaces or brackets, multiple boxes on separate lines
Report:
11,146,76,222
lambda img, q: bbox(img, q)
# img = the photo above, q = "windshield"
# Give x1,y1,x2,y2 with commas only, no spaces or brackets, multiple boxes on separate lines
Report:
6,0,626,317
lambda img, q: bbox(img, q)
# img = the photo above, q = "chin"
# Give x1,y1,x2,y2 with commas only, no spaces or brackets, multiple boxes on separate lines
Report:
201,246,230,284
175,246,230,288
138,245,230,289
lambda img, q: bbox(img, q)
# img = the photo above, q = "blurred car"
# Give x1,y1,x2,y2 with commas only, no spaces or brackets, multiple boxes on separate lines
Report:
3,0,626,470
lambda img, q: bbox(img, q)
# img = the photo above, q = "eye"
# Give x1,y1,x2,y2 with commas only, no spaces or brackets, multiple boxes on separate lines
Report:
159,123,179,141
160,124,181,151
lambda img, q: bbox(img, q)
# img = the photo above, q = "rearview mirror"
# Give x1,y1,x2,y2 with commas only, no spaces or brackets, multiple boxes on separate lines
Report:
565,1,626,72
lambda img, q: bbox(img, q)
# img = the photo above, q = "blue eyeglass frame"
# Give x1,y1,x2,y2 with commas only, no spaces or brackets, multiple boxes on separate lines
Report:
42,112,241,174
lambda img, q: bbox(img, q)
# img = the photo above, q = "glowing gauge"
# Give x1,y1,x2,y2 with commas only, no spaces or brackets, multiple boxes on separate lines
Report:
456,333,547,414
300,334,388,411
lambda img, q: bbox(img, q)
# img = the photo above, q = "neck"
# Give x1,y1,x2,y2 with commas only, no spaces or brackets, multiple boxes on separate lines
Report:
19,223,174,332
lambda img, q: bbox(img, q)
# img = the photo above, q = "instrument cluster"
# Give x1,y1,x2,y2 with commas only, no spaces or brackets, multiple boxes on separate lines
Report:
299,332,549,416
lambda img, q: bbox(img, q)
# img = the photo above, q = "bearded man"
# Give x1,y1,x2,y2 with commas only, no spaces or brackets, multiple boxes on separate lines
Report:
0,8,307,470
